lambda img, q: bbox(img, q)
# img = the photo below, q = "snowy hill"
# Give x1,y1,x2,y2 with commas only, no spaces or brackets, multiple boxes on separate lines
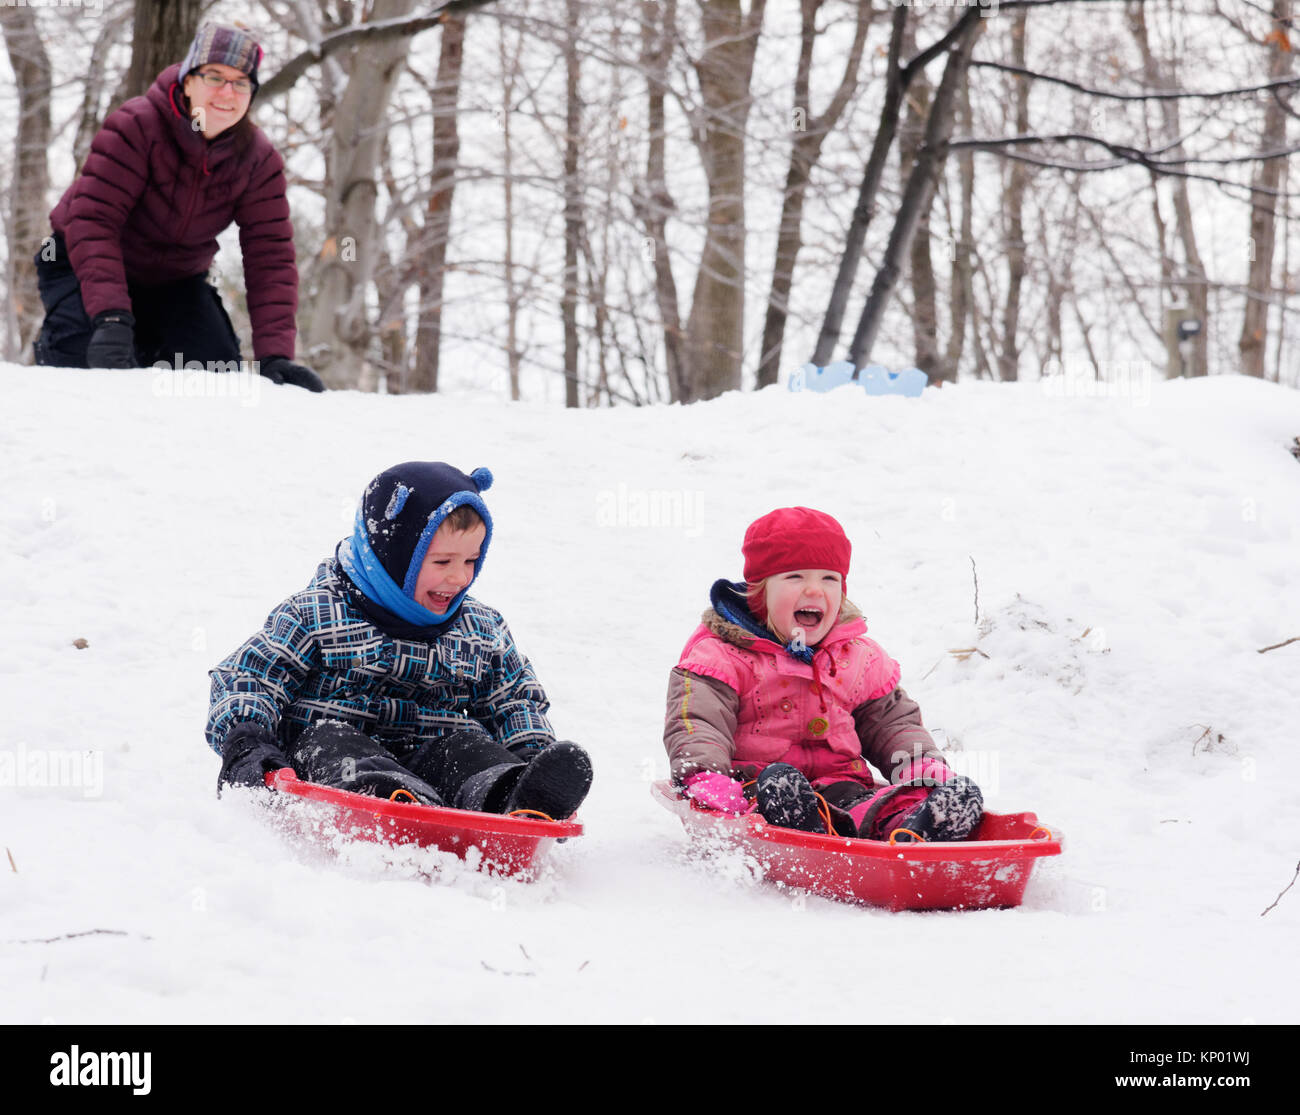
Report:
2,365,1299,1025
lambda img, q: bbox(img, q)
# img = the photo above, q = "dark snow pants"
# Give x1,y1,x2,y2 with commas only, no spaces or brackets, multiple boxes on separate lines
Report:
32,234,242,369
290,722,528,812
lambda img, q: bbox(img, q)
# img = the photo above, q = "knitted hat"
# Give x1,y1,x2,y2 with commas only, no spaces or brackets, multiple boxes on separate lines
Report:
180,24,264,88
742,507,851,611
338,462,494,627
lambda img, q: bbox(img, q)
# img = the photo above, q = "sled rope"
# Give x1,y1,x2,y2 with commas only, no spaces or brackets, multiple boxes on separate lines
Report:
508,808,556,822
389,789,419,803
813,791,835,836
1029,826,1052,841
888,828,926,845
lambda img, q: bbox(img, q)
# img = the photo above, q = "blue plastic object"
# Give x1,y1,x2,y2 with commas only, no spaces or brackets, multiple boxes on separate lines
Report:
789,360,855,393
860,364,927,397
788,361,928,397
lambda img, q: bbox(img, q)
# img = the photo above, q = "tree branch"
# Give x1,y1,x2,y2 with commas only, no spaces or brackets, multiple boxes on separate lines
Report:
259,1,497,100
970,59,1300,103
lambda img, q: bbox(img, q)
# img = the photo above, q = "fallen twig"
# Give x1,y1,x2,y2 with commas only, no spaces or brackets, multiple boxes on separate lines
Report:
1257,635,1300,654
480,960,535,977
9,928,150,944
970,556,980,625
5,847,15,873
948,647,990,662
1261,860,1300,917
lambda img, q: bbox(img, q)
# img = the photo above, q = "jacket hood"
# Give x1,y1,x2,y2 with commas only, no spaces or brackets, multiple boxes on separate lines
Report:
702,578,864,656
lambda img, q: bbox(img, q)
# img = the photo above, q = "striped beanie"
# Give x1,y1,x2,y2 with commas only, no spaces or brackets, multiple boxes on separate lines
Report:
180,24,264,88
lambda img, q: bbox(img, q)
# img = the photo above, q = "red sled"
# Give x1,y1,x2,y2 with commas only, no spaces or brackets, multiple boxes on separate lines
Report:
266,767,582,879
652,780,1061,911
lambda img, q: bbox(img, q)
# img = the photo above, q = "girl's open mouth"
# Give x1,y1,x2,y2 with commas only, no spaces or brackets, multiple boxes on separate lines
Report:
794,608,823,627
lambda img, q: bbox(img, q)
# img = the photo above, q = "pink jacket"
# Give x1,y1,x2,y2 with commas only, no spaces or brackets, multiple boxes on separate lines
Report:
665,602,940,787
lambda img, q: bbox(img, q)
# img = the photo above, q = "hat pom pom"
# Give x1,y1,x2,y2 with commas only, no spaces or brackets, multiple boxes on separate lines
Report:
470,467,493,492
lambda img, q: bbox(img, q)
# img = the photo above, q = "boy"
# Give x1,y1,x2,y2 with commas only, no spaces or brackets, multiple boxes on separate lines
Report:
205,461,592,819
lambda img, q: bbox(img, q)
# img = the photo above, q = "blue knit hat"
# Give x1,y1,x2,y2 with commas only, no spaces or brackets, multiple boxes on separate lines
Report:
180,24,264,88
338,462,494,627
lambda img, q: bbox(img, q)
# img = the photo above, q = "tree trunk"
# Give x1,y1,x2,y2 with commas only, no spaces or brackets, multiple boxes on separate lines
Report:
847,16,981,369
1,5,52,362
898,18,942,383
562,0,583,407
1238,0,1293,378
634,0,688,403
997,11,1030,383
755,0,870,388
1128,3,1210,378
943,79,975,379
114,0,203,108
411,9,467,394
305,0,420,390
812,8,908,367
683,0,766,400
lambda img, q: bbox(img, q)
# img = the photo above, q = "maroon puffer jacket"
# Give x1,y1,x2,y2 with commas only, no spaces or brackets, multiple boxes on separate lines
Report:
50,64,298,360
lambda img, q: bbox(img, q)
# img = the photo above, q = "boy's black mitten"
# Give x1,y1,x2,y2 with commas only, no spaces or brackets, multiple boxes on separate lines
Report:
217,723,292,796
259,356,326,392
86,310,137,369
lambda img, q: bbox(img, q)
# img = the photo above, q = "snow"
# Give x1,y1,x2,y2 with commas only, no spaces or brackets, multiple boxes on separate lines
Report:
2,365,1299,1025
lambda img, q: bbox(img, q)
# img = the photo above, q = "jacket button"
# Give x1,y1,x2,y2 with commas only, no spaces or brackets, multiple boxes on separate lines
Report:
779,699,793,713
807,717,828,736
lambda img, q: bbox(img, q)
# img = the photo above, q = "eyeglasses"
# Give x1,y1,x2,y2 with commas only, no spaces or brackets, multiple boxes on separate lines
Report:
195,70,253,95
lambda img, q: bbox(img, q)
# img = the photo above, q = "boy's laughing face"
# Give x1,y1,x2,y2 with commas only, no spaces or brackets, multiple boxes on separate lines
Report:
764,569,843,647
413,519,486,614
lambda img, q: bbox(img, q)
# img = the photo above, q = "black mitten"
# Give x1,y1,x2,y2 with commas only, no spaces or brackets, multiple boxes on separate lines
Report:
217,723,292,796
86,310,137,369
259,356,326,392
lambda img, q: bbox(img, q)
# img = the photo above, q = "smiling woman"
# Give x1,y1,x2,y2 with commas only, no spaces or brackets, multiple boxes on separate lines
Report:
31,23,323,391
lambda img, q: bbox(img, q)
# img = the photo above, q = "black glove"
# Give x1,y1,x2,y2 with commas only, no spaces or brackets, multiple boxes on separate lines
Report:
86,310,137,369
260,356,326,392
217,723,293,796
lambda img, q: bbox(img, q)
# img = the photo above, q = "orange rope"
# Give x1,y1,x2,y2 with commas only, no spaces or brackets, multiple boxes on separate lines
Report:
888,827,926,845
813,791,835,836
1029,826,1053,840
507,808,556,821
389,789,418,803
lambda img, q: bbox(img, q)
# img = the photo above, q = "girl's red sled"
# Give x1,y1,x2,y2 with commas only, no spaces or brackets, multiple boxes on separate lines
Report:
266,768,582,878
652,780,1061,911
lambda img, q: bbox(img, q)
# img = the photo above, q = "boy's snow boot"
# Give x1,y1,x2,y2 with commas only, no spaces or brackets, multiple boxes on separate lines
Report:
755,763,826,833
503,741,593,820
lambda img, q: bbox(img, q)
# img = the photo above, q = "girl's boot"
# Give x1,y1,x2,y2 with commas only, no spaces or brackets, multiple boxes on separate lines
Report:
755,763,825,833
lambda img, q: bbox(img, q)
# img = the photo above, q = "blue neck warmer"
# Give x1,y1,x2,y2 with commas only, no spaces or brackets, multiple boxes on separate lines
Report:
709,578,815,665
338,507,468,627
337,462,494,630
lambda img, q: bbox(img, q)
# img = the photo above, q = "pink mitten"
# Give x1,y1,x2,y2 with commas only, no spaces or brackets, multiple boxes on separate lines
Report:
684,771,750,814
896,755,953,786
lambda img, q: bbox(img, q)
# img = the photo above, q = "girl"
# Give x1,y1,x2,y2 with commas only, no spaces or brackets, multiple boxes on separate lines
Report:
34,23,322,390
663,507,983,841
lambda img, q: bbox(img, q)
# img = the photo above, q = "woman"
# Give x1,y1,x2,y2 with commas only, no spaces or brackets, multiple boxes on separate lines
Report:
34,23,323,390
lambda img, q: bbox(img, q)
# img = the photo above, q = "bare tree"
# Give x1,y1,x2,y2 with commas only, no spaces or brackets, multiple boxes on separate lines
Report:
410,8,468,393
847,12,983,369
1,5,52,362
113,0,202,109
1238,0,1294,378
754,0,870,388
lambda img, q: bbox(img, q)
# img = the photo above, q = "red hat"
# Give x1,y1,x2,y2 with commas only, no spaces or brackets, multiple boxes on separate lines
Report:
742,507,851,593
